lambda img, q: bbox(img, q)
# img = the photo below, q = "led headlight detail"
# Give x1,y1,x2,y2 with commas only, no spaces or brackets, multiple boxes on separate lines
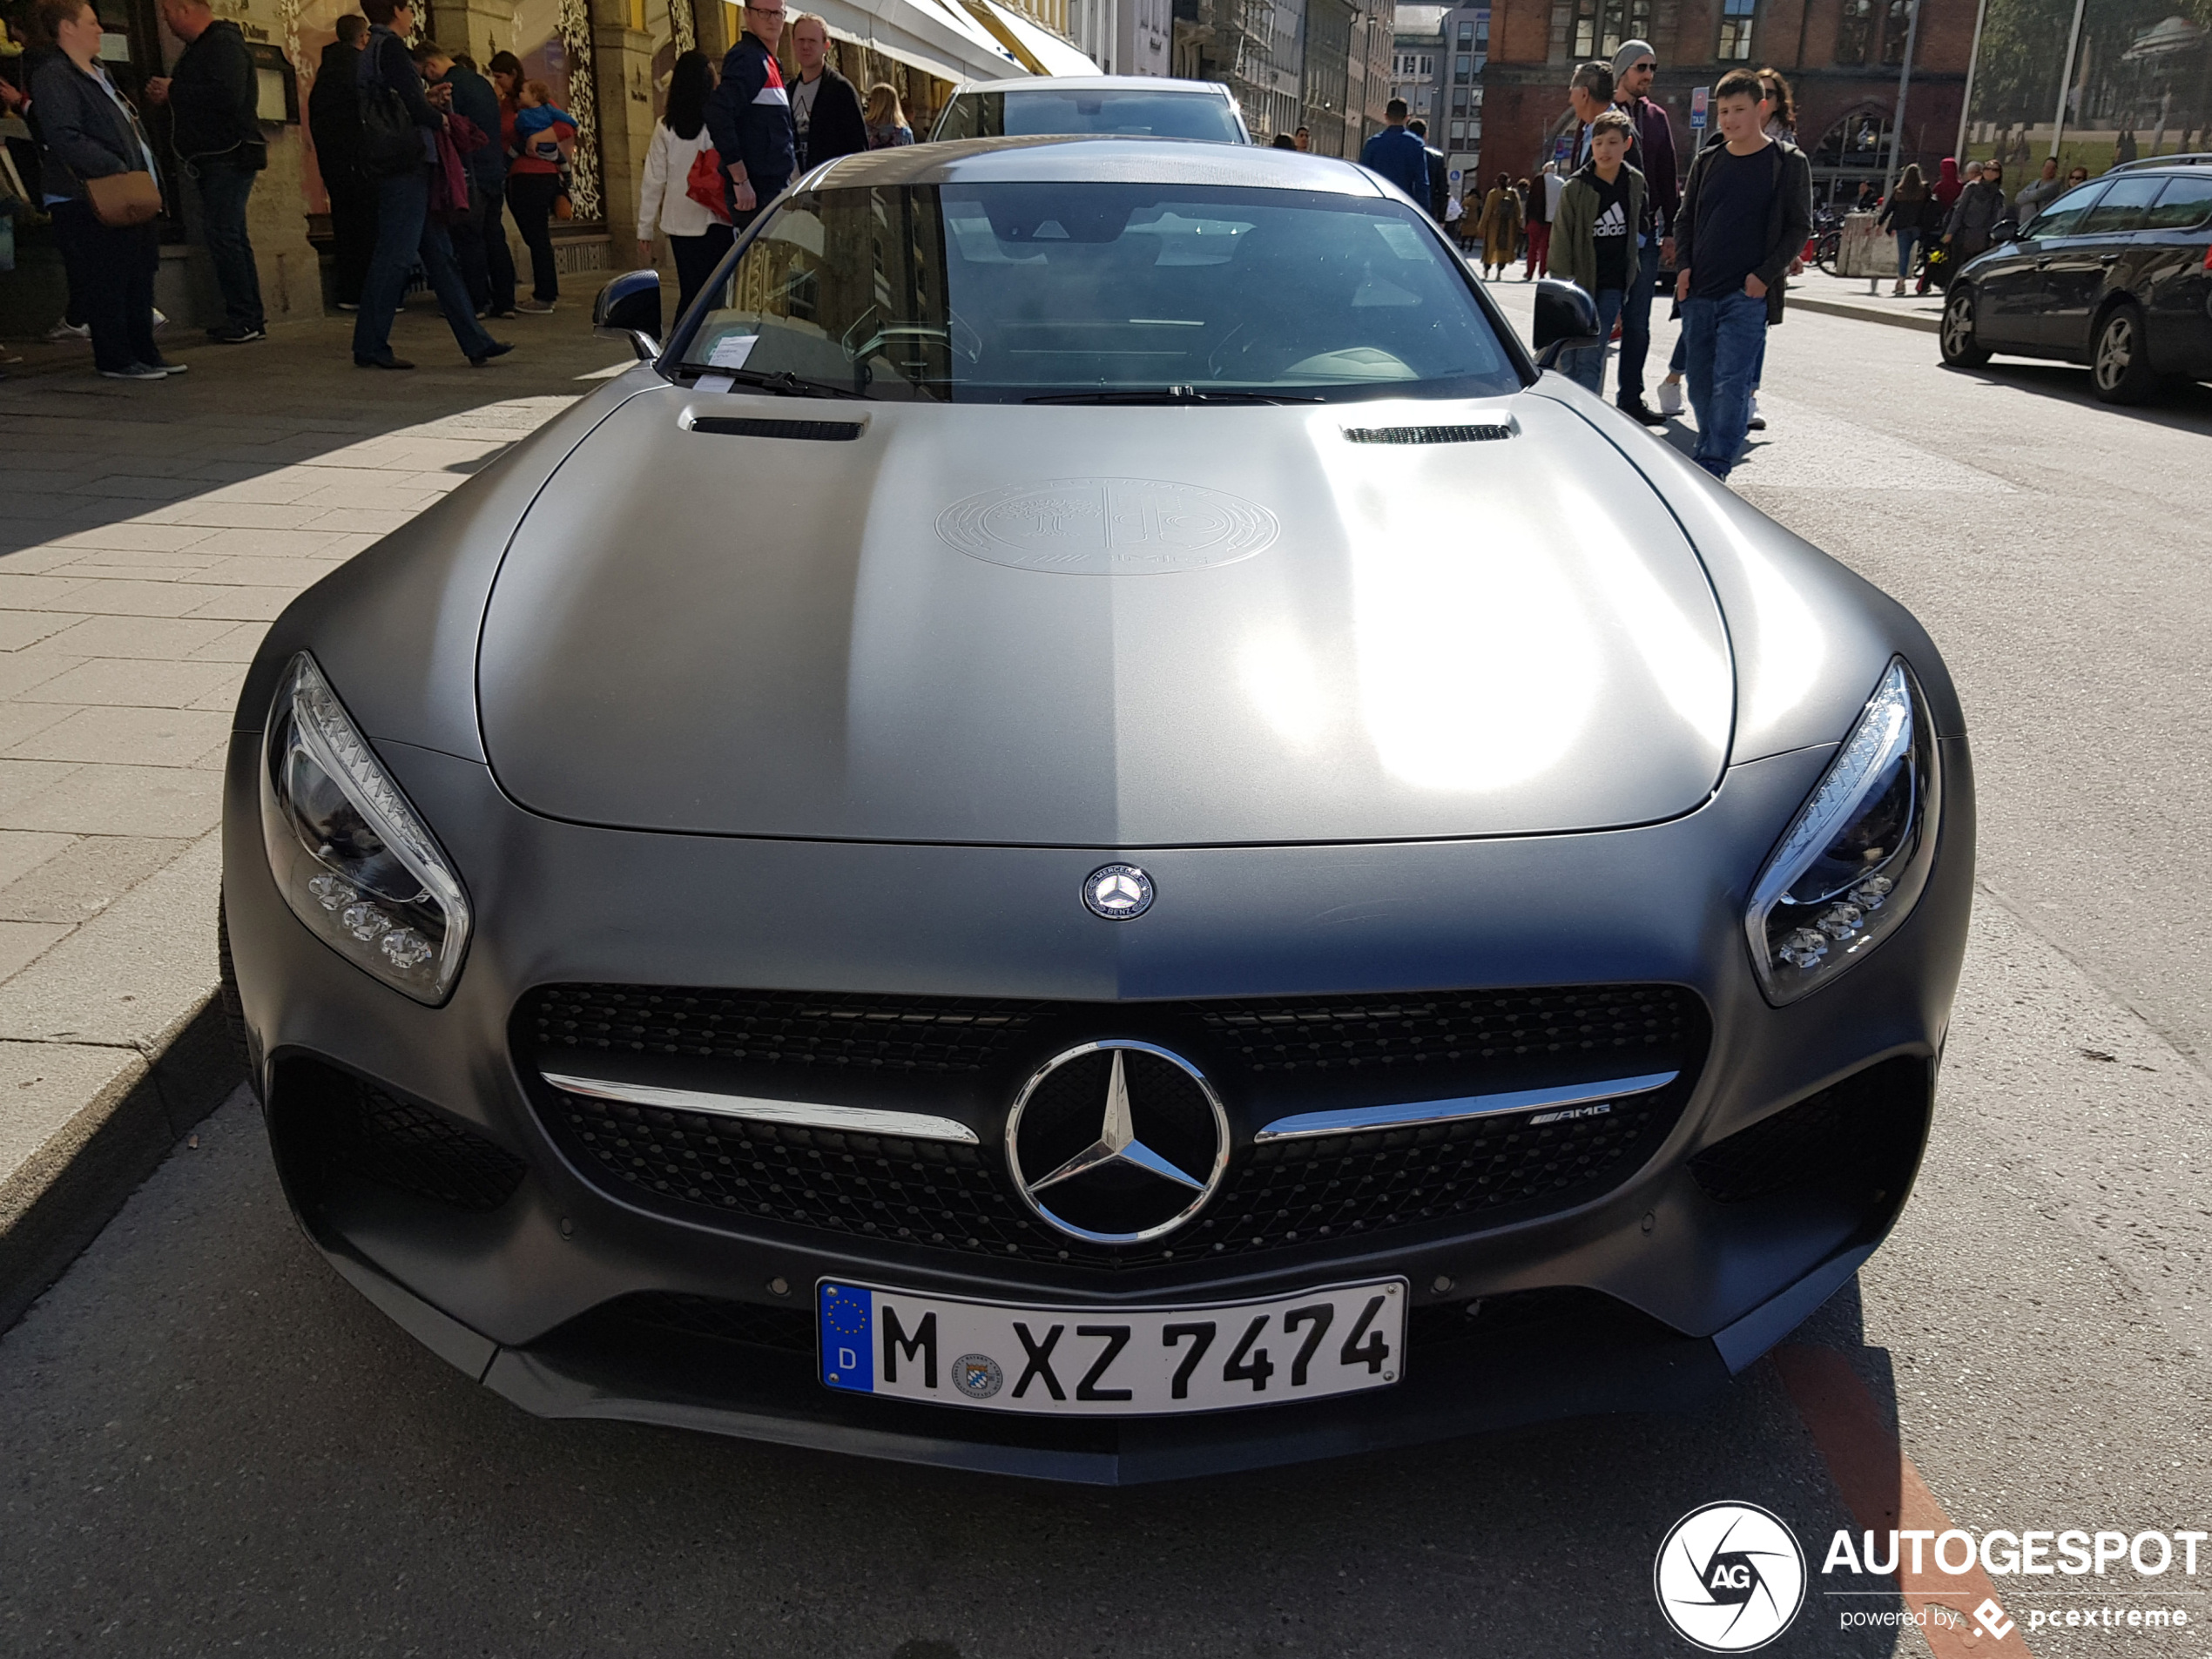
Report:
1745,658,1940,1004
260,653,470,1003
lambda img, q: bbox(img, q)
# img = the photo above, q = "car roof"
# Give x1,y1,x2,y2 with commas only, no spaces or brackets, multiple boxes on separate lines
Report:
941,76,1235,98
806,135,1386,194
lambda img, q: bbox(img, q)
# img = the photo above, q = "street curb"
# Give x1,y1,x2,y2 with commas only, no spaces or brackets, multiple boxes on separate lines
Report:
1791,294,1942,334
0,993,241,1334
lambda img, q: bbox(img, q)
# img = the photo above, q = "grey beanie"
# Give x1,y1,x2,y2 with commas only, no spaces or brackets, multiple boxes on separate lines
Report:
1609,38,1655,80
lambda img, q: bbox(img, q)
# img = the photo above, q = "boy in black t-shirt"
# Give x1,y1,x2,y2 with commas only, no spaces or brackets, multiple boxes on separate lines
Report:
1551,108,1645,398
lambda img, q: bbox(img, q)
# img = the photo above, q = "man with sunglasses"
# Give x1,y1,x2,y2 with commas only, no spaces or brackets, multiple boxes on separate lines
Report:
706,0,795,229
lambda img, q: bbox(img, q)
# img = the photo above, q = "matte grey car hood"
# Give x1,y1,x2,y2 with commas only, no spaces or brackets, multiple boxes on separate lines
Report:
476,388,1735,846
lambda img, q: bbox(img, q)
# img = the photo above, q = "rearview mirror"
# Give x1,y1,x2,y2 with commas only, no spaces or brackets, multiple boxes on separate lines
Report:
593,270,663,362
1531,278,1602,370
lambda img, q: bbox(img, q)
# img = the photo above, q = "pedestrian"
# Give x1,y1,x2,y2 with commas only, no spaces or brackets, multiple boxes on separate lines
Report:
863,82,912,148
1943,158,2003,263
637,49,729,321
705,0,793,234
1878,163,1930,296
144,0,265,343
1292,125,1309,152
1669,67,1811,481
1552,107,1643,399
1610,37,1677,426
497,57,569,312
1269,131,1295,150
27,0,182,379
349,0,507,369
307,15,374,310
431,39,512,317
1406,118,1448,220
2114,130,2136,165
787,14,865,172
1523,161,1555,277
1358,98,1430,214
2014,154,2061,221
1932,154,1963,216
2065,164,2089,190
1737,65,1800,433
1474,172,1520,278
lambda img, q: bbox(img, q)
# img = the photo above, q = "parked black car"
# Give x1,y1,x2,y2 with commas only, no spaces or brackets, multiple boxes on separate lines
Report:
1939,157,2212,404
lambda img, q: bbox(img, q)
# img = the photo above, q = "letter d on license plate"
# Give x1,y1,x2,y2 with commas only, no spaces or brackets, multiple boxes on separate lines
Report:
818,1278,1405,1417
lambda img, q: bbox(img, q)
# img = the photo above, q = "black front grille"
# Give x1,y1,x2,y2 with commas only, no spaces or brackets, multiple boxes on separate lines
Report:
570,1291,819,1353
528,984,1043,1075
273,1059,528,1214
544,1073,1685,1270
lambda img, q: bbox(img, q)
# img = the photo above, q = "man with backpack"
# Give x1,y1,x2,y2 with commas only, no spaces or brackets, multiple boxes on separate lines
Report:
1670,68,1811,480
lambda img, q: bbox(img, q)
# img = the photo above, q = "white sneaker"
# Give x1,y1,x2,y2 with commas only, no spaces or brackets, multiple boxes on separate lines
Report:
1746,394,1766,432
47,320,90,342
1656,379,1683,417
152,308,169,330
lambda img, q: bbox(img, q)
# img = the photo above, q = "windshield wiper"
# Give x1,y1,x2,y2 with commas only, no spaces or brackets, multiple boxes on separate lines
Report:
697,367,869,400
1023,388,1326,405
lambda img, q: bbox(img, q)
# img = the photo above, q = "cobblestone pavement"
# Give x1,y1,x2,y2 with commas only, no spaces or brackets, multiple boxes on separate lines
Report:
0,307,625,1195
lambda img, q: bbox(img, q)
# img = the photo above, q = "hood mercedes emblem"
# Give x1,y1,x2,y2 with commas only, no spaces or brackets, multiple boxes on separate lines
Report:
1005,1040,1229,1245
1083,863,1153,921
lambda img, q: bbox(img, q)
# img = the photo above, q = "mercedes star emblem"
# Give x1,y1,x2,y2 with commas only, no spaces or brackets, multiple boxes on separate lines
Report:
1004,1041,1229,1245
1083,863,1154,921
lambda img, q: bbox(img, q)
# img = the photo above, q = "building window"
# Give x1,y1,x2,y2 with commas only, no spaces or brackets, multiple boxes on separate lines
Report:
1717,0,1755,60
1453,51,1471,83
1835,0,1873,64
1420,54,1432,73
1452,86,1467,114
1450,118,1465,140
1572,0,1652,61
1456,19,1473,44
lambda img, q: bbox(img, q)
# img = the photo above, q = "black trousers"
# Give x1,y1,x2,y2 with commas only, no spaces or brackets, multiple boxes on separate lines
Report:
50,202,158,372
669,224,734,323
505,171,560,301
475,179,516,314
326,169,378,307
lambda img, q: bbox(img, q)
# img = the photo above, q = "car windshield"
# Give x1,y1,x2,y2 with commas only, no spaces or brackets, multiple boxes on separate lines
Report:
935,89,1244,143
674,181,1521,402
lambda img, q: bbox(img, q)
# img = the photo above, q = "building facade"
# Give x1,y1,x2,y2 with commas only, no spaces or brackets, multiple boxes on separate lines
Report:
1478,0,1979,200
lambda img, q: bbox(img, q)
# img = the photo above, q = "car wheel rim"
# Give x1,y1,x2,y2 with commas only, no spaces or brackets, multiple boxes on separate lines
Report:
1944,297,1973,354
2096,317,2132,390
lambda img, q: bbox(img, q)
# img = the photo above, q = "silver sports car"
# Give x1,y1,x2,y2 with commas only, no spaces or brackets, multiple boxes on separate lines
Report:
223,138,1973,1483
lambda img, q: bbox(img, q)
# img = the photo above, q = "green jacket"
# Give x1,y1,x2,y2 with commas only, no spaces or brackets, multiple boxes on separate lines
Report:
1551,159,1647,300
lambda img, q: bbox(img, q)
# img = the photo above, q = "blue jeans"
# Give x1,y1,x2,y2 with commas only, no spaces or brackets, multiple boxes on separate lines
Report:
1615,241,1660,402
192,155,264,332
1561,287,1625,395
1894,224,1920,280
1681,289,1766,478
354,167,496,365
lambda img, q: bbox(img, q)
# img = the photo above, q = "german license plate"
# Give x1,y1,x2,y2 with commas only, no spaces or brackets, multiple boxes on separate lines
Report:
818,1278,1406,1416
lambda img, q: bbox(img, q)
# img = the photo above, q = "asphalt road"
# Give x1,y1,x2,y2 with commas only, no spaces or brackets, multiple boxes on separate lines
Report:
3,300,2210,1659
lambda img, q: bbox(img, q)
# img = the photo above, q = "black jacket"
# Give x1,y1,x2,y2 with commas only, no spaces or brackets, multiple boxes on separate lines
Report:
30,51,156,202
705,31,794,198
794,64,866,170
1673,136,1813,322
1422,144,1447,220
443,63,505,185
307,39,361,178
167,18,260,160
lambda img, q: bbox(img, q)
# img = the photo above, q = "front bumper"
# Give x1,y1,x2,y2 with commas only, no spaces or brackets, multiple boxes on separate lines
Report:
223,730,1973,1483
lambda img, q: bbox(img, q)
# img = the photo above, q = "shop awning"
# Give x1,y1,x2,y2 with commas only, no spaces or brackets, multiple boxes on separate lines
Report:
967,0,1102,76
812,0,1028,84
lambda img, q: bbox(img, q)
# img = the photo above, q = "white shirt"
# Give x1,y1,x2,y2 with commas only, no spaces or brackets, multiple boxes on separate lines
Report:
637,120,721,241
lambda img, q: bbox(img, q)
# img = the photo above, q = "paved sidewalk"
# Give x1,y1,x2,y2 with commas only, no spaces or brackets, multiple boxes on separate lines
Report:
0,302,631,1322
1784,266,1946,334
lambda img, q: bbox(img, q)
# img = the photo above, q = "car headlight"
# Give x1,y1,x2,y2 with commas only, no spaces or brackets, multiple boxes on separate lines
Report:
1745,658,1940,1004
260,652,470,1004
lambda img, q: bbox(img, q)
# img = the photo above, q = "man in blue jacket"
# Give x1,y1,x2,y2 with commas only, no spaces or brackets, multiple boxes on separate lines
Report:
705,0,794,230
1359,98,1432,217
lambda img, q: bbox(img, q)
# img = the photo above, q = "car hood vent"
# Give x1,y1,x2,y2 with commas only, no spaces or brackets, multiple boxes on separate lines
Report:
1343,423,1514,444
689,416,863,442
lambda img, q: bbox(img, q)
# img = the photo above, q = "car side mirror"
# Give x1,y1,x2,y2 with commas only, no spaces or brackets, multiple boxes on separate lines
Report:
593,269,662,362
1994,216,2023,243
1532,277,1603,370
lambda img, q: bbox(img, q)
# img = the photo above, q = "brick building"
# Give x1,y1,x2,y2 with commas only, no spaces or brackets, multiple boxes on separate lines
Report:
1478,0,1979,201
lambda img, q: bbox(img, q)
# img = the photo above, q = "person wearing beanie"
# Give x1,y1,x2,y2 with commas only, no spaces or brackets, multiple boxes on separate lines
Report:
1607,37,1676,427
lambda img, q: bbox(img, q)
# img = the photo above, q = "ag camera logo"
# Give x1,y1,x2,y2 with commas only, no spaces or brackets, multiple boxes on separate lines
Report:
1655,1502,1807,1651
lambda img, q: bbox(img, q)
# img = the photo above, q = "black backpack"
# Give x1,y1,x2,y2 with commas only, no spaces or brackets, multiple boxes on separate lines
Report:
354,36,422,177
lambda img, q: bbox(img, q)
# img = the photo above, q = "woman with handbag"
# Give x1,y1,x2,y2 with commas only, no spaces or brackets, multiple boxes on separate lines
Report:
636,51,730,322
350,0,508,369
27,0,179,380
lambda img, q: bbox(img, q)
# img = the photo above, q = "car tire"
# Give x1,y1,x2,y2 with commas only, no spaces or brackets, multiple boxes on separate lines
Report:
217,895,261,1105
1939,287,1990,368
2091,303,2158,405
